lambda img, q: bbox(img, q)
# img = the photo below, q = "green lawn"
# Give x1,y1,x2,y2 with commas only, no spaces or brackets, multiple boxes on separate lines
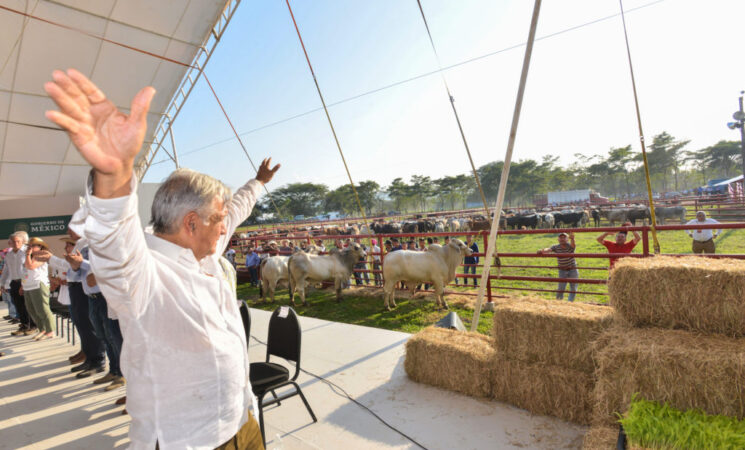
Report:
237,226,745,336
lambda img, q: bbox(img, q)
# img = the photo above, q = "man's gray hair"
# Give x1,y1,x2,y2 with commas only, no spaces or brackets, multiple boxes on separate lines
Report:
150,168,232,234
10,231,28,243
696,211,707,218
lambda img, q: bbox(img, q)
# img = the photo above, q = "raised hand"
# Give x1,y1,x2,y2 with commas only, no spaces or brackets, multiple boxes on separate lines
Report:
65,250,83,270
255,158,281,184
44,69,155,197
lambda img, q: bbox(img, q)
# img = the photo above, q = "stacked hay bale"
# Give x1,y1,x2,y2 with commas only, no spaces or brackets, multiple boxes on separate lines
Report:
491,297,616,425
593,256,745,426
404,326,495,399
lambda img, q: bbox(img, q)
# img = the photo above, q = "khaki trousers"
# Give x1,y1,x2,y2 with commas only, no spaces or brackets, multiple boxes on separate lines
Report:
24,283,54,333
692,239,715,254
156,414,264,450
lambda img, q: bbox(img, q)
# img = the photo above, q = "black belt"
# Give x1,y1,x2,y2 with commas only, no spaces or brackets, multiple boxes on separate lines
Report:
694,239,713,243
67,281,82,284
89,292,104,299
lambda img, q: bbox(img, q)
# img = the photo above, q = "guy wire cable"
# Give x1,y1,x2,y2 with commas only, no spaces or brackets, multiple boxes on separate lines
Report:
618,0,661,253
284,0,371,235
414,0,490,218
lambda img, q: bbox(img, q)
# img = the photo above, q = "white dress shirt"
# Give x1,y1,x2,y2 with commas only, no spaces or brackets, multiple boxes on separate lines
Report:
686,218,720,241
0,245,27,288
69,176,262,450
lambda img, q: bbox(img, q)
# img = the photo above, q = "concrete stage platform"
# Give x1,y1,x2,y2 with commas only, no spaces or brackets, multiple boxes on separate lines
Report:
0,304,586,449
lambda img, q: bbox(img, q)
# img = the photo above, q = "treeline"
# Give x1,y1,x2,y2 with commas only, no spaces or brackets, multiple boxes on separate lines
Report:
252,133,742,220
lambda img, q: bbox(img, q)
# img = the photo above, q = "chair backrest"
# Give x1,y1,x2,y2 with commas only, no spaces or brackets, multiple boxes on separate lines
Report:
239,300,251,344
266,306,302,377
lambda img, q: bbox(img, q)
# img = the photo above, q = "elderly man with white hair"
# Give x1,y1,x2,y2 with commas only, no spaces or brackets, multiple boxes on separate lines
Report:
45,68,279,449
0,231,37,335
685,210,721,254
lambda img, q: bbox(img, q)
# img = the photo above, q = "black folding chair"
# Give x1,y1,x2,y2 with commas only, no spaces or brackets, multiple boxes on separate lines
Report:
249,306,317,446
239,300,251,343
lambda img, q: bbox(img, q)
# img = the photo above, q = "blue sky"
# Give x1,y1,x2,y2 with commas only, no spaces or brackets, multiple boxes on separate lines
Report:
142,0,745,192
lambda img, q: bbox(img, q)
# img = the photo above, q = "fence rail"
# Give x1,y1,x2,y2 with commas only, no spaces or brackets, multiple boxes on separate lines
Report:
231,222,745,301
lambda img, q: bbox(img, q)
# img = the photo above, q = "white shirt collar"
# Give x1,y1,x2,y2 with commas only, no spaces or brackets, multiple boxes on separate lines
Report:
145,233,200,269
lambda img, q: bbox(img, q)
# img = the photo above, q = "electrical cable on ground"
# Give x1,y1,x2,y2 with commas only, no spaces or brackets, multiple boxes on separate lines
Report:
618,0,661,253
250,333,428,450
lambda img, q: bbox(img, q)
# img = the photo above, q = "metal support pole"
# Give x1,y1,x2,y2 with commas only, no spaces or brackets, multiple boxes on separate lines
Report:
738,93,745,196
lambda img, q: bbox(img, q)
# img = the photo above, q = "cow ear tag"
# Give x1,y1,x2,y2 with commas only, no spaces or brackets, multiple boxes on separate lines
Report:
279,306,289,319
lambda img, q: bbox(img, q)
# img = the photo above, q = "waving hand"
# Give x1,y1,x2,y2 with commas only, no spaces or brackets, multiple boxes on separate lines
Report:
44,69,155,198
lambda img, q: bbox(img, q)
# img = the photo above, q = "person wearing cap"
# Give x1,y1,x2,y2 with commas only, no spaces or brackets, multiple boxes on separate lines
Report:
686,211,720,254
1,231,37,335
538,232,578,302
596,222,641,270
245,247,261,287
353,238,370,286
39,231,106,369
23,237,54,340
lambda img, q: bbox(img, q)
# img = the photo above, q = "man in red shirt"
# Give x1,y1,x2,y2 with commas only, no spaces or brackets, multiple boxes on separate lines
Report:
597,222,641,270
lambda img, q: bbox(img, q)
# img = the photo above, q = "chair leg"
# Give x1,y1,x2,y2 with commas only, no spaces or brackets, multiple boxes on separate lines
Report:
271,389,280,406
258,392,267,448
292,382,317,423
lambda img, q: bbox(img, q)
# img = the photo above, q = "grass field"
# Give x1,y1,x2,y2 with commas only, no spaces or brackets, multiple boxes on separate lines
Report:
237,226,745,336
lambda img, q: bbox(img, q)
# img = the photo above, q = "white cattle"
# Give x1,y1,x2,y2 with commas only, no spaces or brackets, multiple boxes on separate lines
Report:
434,221,445,233
382,239,473,311
447,218,461,233
287,243,367,306
259,255,289,303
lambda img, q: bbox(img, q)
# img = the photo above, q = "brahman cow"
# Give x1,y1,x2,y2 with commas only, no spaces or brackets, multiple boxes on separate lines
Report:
382,239,473,311
259,255,289,303
287,243,367,306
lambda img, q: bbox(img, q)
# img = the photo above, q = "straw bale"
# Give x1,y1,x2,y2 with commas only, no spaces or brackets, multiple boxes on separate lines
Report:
609,256,745,337
593,326,745,425
404,327,495,399
492,296,616,373
582,426,618,450
492,357,594,425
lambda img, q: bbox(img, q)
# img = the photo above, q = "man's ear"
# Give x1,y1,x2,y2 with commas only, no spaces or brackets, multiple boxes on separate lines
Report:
183,211,200,234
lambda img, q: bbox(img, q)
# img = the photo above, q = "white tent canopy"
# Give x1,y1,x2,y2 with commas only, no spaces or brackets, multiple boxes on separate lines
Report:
0,0,235,201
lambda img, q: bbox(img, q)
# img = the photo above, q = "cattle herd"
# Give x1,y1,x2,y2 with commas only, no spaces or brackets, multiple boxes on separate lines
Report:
235,204,688,311
238,205,688,242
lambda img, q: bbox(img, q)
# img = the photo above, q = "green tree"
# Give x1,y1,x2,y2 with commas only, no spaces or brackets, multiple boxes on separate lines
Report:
264,182,328,217
386,178,410,212
409,175,434,211
356,180,380,214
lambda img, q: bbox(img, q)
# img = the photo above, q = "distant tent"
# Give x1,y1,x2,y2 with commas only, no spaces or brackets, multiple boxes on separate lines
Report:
712,175,744,199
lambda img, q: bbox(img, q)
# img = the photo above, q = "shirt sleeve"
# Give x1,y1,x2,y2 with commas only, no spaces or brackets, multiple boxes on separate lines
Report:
79,175,155,318
47,255,68,273
218,179,263,256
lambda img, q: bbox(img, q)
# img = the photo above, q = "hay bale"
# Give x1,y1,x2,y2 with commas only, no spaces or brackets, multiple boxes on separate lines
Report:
492,358,594,425
405,327,495,399
582,426,618,450
593,326,745,425
609,256,745,337
492,297,615,373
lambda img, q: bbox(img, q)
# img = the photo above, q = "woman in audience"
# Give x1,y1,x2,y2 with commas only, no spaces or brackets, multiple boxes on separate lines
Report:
23,237,54,340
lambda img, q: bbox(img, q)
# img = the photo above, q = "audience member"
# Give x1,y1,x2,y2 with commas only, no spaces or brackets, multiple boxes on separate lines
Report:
23,238,54,340
538,232,578,302
245,247,261,287
370,239,382,286
596,222,640,270
1,231,37,335
458,235,479,286
686,211,720,254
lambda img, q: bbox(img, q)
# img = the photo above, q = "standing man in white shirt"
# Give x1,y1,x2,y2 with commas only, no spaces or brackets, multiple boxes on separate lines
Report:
0,231,36,335
685,211,721,254
45,68,279,449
